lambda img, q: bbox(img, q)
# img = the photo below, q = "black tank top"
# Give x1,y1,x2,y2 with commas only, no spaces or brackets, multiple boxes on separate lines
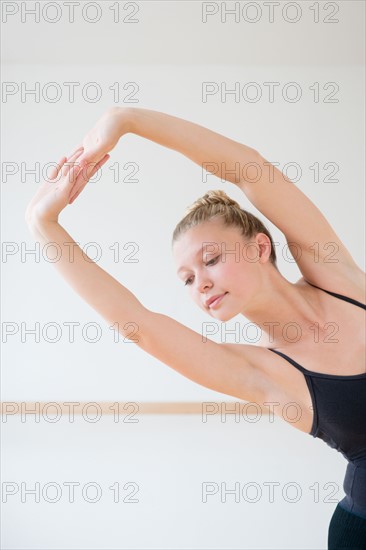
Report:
268,280,366,518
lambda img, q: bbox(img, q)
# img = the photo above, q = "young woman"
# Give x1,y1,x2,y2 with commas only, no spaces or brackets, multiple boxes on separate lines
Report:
25,107,366,549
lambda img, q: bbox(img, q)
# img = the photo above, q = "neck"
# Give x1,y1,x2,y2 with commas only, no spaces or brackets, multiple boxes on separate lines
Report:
241,269,324,348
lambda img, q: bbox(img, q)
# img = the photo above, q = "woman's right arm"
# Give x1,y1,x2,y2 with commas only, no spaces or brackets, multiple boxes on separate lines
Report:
124,109,362,290
72,107,360,277
127,108,361,280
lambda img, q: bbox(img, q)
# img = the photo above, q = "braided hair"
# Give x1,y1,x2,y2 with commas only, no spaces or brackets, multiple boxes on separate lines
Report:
172,190,278,269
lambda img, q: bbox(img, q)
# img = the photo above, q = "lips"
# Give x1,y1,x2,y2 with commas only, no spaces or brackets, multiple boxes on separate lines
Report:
206,292,228,308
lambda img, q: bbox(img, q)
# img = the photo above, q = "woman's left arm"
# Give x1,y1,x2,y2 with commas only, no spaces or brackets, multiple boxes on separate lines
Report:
25,149,149,342
30,220,148,341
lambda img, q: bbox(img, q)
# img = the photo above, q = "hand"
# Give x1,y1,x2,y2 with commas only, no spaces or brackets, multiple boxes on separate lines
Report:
56,107,130,203
25,148,110,228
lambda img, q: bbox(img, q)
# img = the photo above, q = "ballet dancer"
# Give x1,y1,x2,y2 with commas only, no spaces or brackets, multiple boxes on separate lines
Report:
26,107,366,549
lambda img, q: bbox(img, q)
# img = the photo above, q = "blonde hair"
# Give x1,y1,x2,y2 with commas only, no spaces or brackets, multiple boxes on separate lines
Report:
172,189,278,269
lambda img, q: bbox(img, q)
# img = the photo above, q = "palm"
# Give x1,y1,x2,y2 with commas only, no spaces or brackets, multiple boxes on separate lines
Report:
25,149,110,227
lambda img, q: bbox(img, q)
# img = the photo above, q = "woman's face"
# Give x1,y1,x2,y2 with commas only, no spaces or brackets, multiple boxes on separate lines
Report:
172,219,267,322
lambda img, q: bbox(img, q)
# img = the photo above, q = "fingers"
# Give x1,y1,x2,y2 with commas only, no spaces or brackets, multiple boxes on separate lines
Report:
49,156,67,181
86,153,110,175
77,154,110,188
68,154,110,204
49,148,85,181
61,148,85,178
69,183,86,204
75,154,109,182
65,164,83,188
77,146,106,169
68,147,84,162
66,144,83,158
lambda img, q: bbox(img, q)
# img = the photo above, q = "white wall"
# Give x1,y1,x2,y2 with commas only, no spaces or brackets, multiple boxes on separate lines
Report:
1,1,364,548
2,63,365,401
2,411,347,549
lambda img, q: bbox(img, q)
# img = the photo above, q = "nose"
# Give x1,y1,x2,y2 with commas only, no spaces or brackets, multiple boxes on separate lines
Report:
197,277,213,294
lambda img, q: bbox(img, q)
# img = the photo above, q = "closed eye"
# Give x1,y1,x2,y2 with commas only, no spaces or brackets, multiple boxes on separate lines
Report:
184,256,220,286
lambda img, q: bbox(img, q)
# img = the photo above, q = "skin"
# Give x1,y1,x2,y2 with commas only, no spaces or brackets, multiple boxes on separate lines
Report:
26,107,364,366
25,148,110,230
172,218,327,347
24,107,366,544
27,105,357,362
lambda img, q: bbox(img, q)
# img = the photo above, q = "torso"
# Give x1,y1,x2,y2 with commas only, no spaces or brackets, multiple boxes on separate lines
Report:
226,272,366,435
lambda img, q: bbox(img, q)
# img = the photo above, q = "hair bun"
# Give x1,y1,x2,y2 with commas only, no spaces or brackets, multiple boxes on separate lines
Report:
184,189,240,215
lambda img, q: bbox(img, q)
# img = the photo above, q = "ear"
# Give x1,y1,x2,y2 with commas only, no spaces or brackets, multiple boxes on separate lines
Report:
256,233,272,262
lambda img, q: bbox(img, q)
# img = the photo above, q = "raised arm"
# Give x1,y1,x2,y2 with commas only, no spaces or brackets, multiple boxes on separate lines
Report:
68,107,259,202
70,107,363,287
126,107,261,184
126,109,359,275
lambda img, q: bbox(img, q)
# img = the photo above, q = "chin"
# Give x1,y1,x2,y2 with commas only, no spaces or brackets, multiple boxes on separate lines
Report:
222,313,237,322
210,311,236,323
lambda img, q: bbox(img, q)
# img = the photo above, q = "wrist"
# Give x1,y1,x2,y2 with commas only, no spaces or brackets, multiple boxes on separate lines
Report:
107,106,136,136
27,217,59,240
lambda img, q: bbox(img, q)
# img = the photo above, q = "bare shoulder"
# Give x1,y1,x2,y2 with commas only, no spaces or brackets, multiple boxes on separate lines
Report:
220,343,309,413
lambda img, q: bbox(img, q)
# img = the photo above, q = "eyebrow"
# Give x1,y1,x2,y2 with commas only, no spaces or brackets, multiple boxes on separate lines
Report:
176,248,213,275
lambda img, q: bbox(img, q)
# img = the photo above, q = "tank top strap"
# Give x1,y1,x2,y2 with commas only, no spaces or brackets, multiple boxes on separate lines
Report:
305,280,366,310
268,348,308,374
